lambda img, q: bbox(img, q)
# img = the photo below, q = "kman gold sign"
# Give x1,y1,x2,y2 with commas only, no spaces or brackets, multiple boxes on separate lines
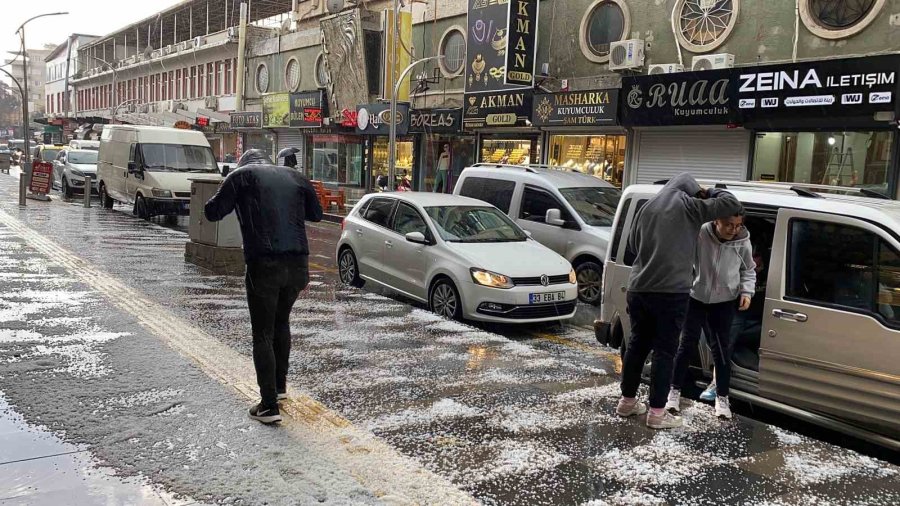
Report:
505,0,539,87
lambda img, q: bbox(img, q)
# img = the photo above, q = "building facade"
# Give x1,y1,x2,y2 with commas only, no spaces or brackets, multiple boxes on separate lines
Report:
43,34,100,143
4,46,54,129
68,0,295,159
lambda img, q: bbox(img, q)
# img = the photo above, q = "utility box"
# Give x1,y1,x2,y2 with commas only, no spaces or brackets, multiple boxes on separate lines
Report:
185,177,245,275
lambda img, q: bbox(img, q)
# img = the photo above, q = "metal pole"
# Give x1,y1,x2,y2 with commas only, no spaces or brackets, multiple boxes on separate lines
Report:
19,27,31,193
235,2,248,111
1,67,28,206
388,56,443,191
83,175,92,207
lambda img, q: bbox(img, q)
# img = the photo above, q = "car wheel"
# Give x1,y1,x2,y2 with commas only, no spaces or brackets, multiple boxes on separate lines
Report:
99,184,114,209
430,279,462,321
135,194,151,220
338,248,364,288
62,177,73,198
575,261,603,305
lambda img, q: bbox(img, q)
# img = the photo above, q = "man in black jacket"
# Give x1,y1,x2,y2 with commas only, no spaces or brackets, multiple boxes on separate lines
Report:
205,149,324,424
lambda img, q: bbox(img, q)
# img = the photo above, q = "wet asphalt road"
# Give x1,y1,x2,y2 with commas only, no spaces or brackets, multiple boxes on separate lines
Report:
0,171,898,505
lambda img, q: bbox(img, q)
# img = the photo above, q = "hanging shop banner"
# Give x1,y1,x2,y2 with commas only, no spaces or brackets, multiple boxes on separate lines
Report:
620,69,738,126
532,89,619,127
382,8,413,101
355,103,410,136
263,93,291,128
735,54,900,123
466,0,515,93
409,108,462,134
504,0,539,87
463,90,533,129
230,112,262,129
289,90,326,128
321,9,370,114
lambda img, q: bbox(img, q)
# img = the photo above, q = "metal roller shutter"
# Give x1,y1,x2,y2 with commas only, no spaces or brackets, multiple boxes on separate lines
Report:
275,129,304,166
633,130,751,184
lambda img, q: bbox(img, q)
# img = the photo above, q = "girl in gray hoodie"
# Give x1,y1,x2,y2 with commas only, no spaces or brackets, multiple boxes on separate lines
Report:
666,210,756,420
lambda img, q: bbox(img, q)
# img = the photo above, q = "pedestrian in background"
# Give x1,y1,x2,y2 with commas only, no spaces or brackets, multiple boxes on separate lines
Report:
205,149,323,424
666,210,756,420
616,173,742,429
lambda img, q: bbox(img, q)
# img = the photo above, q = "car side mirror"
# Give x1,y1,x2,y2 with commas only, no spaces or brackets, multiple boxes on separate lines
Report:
545,208,566,227
405,231,429,245
127,161,138,173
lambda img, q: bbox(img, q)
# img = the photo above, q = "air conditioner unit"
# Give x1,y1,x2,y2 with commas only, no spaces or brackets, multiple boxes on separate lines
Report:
163,45,173,55
692,53,735,71
227,27,238,39
178,41,189,51
326,0,345,14
648,63,684,75
194,36,204,48
150,50,161,59
204,96,218,109
609,39,645,71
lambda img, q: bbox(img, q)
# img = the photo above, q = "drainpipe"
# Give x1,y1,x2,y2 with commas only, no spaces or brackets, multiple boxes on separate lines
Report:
235,2,248,111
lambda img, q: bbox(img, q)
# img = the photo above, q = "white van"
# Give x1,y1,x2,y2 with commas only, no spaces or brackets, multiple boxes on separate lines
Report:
97,126,219,219
454,164,621,305
69,139,100,150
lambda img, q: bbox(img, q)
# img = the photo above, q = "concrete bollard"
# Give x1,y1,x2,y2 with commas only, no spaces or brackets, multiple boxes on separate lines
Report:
18,172,26,206
83,175,92,208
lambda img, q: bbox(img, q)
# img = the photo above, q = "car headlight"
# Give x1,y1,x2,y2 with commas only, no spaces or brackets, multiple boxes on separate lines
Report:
70,168,85,177
569,268,577,284
470,268,513,289
151,188,172,198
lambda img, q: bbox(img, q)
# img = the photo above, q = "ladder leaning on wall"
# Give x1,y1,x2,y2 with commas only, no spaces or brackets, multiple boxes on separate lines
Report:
821,146,854,186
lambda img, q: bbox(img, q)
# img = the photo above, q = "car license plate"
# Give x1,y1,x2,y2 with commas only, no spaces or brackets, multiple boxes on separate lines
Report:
529,291,566,304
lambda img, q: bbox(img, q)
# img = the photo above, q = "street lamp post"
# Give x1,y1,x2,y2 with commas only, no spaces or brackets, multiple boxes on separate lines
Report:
16,11,68,202
388,56,443,191
0,68,29,206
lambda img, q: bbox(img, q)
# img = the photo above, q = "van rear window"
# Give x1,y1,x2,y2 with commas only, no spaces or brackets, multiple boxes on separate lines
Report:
458,177,515,214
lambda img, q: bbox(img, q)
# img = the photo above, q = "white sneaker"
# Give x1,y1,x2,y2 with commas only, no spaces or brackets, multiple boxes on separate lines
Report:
647,410,683,430
715,396,733,420
616,397,648,418
665,389,682,414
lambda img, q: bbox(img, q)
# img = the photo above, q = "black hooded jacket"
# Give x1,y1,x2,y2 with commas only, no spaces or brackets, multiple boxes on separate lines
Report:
204,149,323,263
625,173,743,294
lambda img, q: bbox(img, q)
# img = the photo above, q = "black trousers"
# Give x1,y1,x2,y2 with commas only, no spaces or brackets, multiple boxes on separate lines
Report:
620,291,690,409
671,298,738,398
245,256,310,408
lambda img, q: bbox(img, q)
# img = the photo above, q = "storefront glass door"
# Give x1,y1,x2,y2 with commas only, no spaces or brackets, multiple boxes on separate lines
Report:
548,134,626,188
419,135,476,192
752,131,894,193
480,138,539,165
310,135,365,186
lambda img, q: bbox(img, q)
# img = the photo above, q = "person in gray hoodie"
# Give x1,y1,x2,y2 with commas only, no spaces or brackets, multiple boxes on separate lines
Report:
666,211,756,420
617,173,743,430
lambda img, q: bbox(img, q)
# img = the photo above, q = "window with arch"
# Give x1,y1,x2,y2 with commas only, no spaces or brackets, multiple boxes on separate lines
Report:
674,0,739,53
579,0,630,63
255,63,269,94
439,28,466,77
801,0,884,39
285,57,301,91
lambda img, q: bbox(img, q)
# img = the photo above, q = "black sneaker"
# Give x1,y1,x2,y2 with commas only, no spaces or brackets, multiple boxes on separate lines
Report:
249,403,283,424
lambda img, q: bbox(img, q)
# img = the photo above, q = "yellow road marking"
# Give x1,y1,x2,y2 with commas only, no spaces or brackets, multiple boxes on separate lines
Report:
0,209,476,505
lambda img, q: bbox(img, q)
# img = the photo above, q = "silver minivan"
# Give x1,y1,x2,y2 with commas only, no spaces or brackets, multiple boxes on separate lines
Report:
455,164,621,305
597,180,900,450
